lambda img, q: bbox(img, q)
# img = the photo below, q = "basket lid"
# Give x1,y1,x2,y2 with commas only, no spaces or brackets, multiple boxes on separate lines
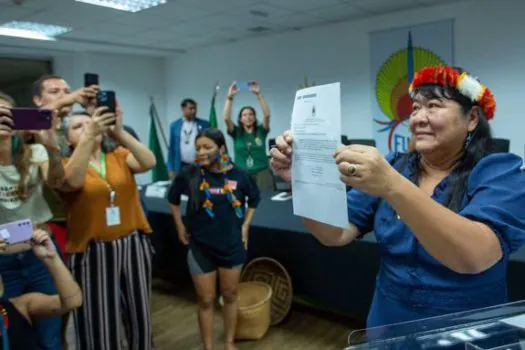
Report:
241,257,293,326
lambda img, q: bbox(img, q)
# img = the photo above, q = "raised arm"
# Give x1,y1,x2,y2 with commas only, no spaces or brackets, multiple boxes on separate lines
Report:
224,82,239,134
109,104,156,173
250,82,270,131
303,219,360,246
334,145,513,275
43,86,97,115
11,230,82,321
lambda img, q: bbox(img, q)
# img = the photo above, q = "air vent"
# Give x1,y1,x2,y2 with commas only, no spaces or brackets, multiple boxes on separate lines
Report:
248,26,271,33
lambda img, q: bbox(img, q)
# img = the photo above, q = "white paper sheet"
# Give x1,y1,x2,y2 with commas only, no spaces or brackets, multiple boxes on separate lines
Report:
290,82,348,229
145,185,167,198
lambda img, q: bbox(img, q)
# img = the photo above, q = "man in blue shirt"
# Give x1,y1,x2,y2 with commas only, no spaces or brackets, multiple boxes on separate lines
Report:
167,98,210,179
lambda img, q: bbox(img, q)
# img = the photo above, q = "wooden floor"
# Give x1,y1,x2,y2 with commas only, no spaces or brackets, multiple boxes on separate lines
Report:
152,279,352,350
67,278,354,349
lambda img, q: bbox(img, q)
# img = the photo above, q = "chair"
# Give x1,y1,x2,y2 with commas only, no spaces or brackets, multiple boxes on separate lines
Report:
491,138,509,153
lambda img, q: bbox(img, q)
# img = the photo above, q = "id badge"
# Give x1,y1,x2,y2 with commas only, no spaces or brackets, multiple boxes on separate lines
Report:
106,206,121,226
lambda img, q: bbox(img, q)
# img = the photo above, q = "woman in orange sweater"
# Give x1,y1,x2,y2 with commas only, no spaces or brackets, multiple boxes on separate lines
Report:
59,105,156,350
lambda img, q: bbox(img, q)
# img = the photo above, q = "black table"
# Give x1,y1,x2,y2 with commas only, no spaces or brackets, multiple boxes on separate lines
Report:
144,189,525,322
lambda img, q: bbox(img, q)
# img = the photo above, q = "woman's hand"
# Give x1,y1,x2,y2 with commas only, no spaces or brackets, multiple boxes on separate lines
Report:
31,229,57,260
334,145,398,197
269,130,293,183
0,107,13,133
249,81,261,95
178,226,190,246
86,106,116,137
227,82,239,98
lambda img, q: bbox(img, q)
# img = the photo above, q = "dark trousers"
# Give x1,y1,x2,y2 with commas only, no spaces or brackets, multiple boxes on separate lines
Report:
69,232,155,350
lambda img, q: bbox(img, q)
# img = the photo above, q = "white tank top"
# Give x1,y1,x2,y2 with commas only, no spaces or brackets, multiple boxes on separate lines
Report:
0,144,52,225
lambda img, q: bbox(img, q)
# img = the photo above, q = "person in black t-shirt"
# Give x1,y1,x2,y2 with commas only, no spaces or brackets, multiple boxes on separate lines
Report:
168,128,260,350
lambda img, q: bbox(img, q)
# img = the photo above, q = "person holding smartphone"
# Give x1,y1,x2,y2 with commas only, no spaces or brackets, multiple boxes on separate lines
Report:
59,105,156,350
0,229,82,350
0,92,75,350
223,81,273,191
168,128,260,350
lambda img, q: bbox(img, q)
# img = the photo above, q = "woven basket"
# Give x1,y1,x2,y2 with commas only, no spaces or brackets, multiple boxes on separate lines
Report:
219,281,272,340
241,257,293,326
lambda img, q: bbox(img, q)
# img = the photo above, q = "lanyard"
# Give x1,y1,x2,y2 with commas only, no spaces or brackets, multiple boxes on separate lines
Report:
89,152,106,179
89,152,116,206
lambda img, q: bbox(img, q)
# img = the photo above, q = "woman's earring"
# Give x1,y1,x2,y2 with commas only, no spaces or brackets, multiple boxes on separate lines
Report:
221,154,232,166
465,132,473,148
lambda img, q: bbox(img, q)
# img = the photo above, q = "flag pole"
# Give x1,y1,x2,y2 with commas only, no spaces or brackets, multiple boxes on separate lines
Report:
213,80,219,98
149,96,169,150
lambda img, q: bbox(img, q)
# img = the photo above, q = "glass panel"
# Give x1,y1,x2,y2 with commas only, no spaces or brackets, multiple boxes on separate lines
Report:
344,300,525,350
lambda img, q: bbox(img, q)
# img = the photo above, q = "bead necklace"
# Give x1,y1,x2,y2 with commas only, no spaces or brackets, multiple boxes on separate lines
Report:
198,155,243,219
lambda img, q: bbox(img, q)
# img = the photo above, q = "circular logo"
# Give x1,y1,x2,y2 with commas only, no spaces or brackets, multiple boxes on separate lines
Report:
374,47,444,152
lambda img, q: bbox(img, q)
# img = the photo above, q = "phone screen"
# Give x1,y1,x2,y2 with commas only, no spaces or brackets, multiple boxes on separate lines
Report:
10,108,52,130
236,81,251,91
84,73,99,87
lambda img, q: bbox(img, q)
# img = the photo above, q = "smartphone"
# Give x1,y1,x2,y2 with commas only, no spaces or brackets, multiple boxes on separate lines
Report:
0,219,33,245
84,73,99,87
96,90,116,113
9,108,52,130
236,81,252,91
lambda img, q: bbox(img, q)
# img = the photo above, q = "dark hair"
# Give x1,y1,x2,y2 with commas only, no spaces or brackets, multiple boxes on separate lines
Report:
237,106,258,134
31,74,64,97
186,128,229,212
0,91,15,106
180,98,197,108
405,68,493,211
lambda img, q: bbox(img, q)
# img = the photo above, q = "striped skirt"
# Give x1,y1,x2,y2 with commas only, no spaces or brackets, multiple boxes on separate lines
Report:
68,232,155,350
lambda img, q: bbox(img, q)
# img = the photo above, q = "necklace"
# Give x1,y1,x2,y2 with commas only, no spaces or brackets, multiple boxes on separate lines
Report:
182,121,195,145
198,158,243,219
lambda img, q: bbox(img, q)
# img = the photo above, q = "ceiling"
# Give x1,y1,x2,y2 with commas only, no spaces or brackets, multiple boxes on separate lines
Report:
0,0,467,56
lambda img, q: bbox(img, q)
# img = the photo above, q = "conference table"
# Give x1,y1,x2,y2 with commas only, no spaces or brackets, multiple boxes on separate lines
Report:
144,187,525,322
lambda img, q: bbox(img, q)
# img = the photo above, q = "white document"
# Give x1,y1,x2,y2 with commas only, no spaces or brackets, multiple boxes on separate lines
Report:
145,185,168,198
290,82,348,229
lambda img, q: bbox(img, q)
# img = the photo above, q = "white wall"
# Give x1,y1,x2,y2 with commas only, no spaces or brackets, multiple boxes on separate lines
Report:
53,52,167,184
166,0,525,158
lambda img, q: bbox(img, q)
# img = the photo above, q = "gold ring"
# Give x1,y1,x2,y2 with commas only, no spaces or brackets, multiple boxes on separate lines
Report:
347,164,357,176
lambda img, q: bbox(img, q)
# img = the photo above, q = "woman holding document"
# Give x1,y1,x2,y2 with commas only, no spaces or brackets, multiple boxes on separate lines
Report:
269,65,525,327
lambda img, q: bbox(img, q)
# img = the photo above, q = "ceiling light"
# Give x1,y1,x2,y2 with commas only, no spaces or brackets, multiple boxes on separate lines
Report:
0,21,72,41
75,0,167,13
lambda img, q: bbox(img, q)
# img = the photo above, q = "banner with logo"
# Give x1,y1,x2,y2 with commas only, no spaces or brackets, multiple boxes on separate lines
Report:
369,20,454,155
